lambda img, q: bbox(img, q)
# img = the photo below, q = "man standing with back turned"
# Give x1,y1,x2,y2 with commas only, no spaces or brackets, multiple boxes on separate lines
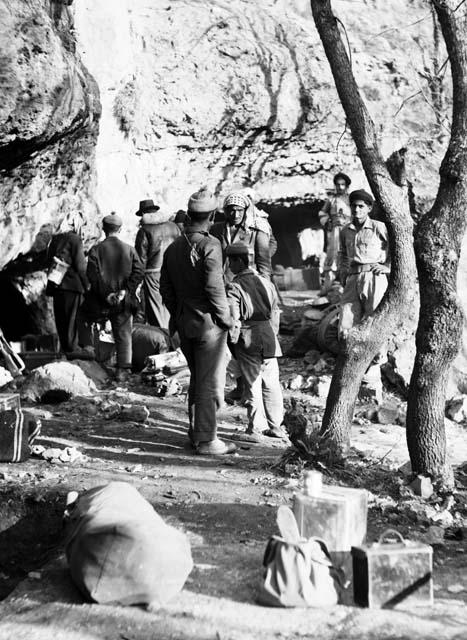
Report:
80,213,144,383
160,187,236,456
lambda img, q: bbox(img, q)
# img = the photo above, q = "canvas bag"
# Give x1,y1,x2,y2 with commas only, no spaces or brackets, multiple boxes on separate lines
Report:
0,396,42,462
64,482,193,606
258,536,341,607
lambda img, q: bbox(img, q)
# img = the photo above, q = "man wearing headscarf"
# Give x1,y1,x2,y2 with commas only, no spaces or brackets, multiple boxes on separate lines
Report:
46,213,88,358
318,172,352,293
210,191,276,280
160,187,236,456
338,189,390,337
134,199,180,329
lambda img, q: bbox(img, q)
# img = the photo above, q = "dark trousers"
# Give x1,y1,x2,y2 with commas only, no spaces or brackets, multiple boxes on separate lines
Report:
179,325,227,443
79,309,133,369
142,272,170,329
53,290,82,354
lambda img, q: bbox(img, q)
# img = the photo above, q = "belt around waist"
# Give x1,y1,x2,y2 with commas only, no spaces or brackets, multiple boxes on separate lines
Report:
145,268,161,274
349,263,378,275
243,318,271,327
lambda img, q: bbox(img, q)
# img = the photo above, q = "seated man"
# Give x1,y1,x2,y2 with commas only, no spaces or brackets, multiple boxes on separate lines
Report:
131,323,174,372
226,243,285,440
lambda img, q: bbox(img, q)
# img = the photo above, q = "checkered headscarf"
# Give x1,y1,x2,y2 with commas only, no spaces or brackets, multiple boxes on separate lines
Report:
223,193,249,209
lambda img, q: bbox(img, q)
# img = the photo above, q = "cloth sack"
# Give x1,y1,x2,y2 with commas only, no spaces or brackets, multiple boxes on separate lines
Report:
0,408,41,462
64,482,193,606
258,536,341,607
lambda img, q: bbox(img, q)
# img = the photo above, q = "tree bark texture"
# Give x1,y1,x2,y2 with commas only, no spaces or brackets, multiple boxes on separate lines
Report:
407,0,467,483
310,0,417,453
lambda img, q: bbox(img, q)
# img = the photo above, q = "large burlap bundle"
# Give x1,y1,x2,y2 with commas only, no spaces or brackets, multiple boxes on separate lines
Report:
65,482,193,606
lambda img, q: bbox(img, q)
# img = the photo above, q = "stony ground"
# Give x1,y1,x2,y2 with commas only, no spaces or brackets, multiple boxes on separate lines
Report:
0,297,467,639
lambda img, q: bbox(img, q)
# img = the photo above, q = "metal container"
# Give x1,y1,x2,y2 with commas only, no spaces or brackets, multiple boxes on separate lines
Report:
351,529,433,608
293,482,368,551
293,479,368,604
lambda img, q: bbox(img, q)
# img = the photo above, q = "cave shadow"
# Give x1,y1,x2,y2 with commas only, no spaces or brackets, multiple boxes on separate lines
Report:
261,201,323,268
0,486,66,600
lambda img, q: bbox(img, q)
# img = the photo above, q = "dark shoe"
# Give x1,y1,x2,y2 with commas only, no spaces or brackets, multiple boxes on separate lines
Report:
196,439,237,455
225,377,244,403
263,428,289,440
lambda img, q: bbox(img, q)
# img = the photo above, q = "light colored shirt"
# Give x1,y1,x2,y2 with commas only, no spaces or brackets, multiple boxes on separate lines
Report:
338,217,388,274
319,194,351,228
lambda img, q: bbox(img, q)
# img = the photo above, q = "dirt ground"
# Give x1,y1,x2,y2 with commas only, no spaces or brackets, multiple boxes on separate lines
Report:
0,296,467,639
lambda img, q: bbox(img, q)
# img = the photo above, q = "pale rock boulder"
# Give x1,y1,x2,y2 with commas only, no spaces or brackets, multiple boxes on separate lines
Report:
445,395,467,424
20,361,97,402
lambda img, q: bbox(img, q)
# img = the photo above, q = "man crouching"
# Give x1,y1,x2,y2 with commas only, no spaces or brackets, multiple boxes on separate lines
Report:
226,243,286,441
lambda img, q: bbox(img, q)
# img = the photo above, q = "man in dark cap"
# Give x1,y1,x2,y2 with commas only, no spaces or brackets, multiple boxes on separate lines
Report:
174,210,188,234
318,172,352,293
79,213,144,382
226,243,285,441
338,189,389,338
134,199,180,329
160,187,236,456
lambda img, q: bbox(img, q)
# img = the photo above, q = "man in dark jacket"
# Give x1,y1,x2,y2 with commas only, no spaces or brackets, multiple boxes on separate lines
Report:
134,199,180,328
160,187,236,456
226,243,285,441
80,213,144,381
210,191,276,280
46,215,88,357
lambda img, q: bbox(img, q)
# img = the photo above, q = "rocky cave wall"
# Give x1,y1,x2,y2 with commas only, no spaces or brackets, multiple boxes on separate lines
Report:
72,0,445,243
0,0,451,254
0,0,101,330
0,0,101,266
1,0,467,391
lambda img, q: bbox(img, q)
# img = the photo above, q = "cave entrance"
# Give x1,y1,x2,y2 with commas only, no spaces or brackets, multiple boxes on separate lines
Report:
259,200,323,268
0,276,38,341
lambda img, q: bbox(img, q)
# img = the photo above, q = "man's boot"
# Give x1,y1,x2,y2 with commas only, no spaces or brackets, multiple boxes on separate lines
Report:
225,377,244,403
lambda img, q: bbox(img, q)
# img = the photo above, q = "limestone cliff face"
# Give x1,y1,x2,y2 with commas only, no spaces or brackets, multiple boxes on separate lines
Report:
0,0,446,253
73,0,442,241
0,0,100,269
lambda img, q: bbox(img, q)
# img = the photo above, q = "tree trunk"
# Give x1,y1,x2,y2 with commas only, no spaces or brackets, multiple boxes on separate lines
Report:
406,1,467,485
310,0,417,454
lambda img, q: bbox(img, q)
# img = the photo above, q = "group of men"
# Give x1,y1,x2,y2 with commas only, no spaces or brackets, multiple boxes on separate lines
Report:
47,187,283,455
47,178,390,455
